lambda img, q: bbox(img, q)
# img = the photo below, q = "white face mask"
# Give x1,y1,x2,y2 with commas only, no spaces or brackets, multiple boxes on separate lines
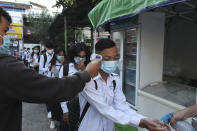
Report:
101,60,118,74
47,49,54,55
0,35,11,54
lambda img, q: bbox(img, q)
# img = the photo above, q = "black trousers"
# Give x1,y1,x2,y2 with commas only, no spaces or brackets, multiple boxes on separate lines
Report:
24,60,29,67
47,104,63,121
60,120,70,131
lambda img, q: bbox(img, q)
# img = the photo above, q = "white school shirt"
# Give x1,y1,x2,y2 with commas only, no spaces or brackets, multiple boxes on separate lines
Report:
39,52,54,75
29,53,39,67
25,51,30,61
22,50,26,60
47,61,62,78
60,63,81,113
78,73,146,131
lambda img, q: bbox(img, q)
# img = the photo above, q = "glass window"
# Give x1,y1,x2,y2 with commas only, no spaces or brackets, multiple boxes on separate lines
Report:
123,28,137,106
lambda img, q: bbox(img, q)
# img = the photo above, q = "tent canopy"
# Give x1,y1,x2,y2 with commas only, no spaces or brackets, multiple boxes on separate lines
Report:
88,0,186,29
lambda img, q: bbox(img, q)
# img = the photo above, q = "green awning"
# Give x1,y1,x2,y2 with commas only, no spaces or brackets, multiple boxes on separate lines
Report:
88,0,186,28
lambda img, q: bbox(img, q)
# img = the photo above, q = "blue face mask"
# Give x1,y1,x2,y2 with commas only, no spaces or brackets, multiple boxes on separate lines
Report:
0,36,11,54
74,57,86,64
57,56,64,62
34,50,39,54
101,61,118,74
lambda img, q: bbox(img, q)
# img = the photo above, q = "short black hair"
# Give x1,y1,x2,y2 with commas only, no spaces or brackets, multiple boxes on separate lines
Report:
0,7,12,23
34,46,40,49
45,40,54,49
95,38,116,52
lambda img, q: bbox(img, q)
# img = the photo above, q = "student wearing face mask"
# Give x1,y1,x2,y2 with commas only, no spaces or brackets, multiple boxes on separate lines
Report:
46,47,67,129
59,43,88,131
77,39,171,131
24,48,30,67
39,41,54,76
0,35,10,54
29,46,40,72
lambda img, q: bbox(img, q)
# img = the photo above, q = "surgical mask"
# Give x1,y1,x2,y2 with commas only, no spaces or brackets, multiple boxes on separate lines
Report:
47,49,54,55
34,50,39,54
0,35,11,54
101,60,118,74
74,56,86,64
57,56,64,62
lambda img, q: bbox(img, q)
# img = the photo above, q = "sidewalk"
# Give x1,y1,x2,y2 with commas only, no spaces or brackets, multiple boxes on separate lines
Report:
22,103,57,131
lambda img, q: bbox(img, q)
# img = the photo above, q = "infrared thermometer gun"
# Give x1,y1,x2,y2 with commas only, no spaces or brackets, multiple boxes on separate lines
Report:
90,53,102,63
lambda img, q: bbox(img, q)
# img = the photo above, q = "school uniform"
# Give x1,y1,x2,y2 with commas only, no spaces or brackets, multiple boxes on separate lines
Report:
60,63,81,114
39,52,54,75
78,73,146,131
29,53,39,68
22,50,29,66
60,63,81,131
21,50,26,60
47,61,65,123
47,61,62,78
39,52,55,114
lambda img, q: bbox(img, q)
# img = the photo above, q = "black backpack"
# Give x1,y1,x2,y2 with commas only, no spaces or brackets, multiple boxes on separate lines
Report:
67,79,116,131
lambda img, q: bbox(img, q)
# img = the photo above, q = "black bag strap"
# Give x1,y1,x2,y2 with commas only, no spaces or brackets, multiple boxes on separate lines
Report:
112,80,116,91
63,64,69,76
38,55,40,62
94,80,98,90
78,80,98,127
78,102,90,125
43,53,47,68
111,74,116,91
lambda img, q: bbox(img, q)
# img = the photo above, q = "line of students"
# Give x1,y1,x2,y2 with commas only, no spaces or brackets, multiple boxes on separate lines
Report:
22,39,170,131
53,39,170,131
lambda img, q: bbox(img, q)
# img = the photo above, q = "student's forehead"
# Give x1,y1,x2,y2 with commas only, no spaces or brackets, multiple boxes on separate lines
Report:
101,47,118,55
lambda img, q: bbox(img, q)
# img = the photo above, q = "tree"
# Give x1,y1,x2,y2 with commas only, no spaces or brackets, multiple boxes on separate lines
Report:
50,0,102,53
23,10,54,45
54,0,102,9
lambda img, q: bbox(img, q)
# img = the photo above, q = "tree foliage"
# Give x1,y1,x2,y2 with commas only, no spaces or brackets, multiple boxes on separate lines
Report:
54,0,102,9
23,10,54,45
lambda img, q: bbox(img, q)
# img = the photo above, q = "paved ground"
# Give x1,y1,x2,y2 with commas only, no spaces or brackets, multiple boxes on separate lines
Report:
22,103,58,131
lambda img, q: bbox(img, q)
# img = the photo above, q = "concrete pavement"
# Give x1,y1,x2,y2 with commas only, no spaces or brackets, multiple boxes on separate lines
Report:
22,103,58,131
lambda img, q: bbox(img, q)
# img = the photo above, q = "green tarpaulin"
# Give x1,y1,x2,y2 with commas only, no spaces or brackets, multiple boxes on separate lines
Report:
88,0,186,28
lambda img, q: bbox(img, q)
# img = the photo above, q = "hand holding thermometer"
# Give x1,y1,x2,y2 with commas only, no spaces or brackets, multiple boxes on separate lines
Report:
90,53,102,63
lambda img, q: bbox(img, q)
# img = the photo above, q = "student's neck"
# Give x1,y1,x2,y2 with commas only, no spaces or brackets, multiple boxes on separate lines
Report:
99,70,109,82
74,63,80,70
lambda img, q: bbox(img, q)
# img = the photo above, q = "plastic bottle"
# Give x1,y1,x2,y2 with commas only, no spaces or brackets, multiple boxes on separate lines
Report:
174,121,195,131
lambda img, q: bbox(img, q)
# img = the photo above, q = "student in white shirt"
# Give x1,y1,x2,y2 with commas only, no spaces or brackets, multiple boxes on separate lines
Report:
38,41,55,123
78,39,171,131
22,47,26,61
39,42,54,75
28,46,40,72
47,46,66,129
25,48,31,67
59,43,88,131
22,48,29,67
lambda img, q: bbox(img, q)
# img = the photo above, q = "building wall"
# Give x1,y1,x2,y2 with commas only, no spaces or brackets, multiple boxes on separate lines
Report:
164,19,197,79
138,12,165,88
